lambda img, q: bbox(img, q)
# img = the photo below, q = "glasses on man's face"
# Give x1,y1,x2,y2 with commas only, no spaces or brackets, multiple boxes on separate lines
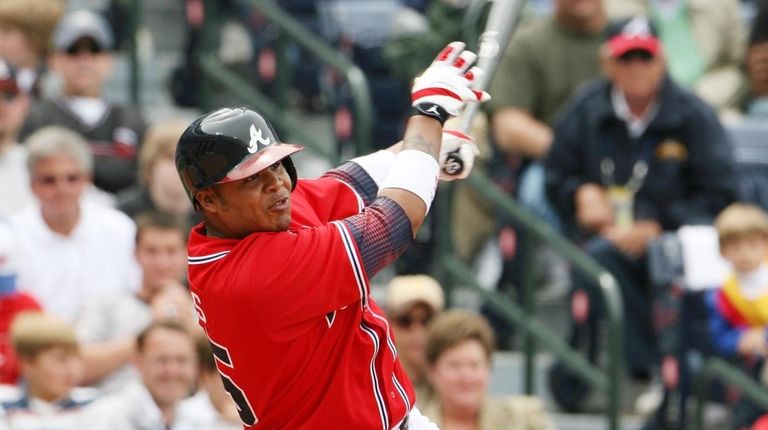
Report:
36,173,84,186
65,43,104,56
394,313,433,329
617,50,655,63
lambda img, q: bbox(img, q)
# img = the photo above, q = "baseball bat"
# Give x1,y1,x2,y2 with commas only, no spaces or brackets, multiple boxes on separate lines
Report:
443,0,526,176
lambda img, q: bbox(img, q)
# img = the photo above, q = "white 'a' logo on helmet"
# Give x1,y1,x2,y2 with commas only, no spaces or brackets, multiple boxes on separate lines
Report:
247,124,271,154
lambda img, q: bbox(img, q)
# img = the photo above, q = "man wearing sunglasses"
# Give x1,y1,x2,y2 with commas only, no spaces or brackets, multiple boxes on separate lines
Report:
10,126,138,323
20,10,147,197
385,275,445,407
544,15,739,409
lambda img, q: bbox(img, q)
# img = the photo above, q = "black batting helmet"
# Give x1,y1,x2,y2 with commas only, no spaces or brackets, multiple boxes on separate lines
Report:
175,107,303,205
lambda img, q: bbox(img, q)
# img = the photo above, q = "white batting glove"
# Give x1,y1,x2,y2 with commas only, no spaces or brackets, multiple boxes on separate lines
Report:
411,41,490,124
439,129,477,181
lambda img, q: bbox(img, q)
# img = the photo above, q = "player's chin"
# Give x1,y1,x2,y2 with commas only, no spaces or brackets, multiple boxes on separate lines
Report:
270,213,292,231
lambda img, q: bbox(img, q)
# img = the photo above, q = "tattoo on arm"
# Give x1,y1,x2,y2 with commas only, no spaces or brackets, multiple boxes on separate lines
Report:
402,133,439,160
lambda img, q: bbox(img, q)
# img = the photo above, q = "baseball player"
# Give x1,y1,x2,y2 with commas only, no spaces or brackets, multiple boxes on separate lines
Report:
175,42,489,429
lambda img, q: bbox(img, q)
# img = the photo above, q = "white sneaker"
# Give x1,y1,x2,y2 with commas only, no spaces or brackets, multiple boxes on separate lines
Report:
634,380,664,416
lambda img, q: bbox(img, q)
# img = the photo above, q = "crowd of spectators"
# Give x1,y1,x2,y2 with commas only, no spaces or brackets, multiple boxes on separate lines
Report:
0,0,767,429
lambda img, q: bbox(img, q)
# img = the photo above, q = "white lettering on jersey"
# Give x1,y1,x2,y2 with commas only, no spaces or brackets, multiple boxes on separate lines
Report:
191,291,207,323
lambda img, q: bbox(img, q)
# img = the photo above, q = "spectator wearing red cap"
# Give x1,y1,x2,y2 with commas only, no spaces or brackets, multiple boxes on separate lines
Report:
606,0,746,115
0,221,42,385
0,57,34,217
544,15,739,400
0,0,64,97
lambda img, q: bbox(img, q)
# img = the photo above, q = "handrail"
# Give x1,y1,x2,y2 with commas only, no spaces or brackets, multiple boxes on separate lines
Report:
128,0,142,106
243,0,374,156
198,54,339,163
692,357,768,430
437,172,625,430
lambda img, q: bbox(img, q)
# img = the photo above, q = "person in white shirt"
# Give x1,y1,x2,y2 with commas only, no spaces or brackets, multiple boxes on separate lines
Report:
178,334,241,430
75,211,192,394
76,320,199,430
10,126,138,322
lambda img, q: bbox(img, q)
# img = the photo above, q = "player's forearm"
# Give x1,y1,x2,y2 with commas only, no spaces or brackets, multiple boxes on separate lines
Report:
80,337,136,384
492,108,552,158
378,116,442,235
400,115,442,160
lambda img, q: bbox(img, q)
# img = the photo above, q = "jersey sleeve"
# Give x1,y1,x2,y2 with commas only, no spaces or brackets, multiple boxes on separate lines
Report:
297,173,367,222
323,162,378,205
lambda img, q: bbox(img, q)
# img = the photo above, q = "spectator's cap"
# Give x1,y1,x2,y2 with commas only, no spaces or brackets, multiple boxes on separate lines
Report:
0,222,19,294
386,275,445,316
0,58,19,94
53,10,114,52
604,16,661,58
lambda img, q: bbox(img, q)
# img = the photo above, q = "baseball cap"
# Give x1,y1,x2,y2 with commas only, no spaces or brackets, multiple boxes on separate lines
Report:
604,16,661,58
0,222,19,295
385,275,445,316
0,59,19,95
53,10,114,52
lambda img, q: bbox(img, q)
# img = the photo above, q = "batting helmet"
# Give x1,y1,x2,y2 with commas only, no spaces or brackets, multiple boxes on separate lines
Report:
175,107,303,204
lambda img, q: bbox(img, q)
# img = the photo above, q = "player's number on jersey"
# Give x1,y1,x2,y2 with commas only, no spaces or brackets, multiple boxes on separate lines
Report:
210,340,258,426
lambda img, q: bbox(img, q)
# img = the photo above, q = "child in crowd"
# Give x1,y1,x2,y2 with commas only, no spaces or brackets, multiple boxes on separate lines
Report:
1,312,88,429
708,203,768,358
707,203,768,429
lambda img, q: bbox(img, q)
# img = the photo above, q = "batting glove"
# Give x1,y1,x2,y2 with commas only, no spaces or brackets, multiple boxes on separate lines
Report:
411,41,490,125
439,129,477,181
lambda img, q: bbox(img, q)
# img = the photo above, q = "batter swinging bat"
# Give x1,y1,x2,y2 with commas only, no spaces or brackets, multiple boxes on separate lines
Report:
442,0,526,177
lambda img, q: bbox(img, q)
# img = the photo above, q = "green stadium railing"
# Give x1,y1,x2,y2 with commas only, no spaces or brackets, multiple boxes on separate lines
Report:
433,173,625,430
195,0,373,160
692,357,768,430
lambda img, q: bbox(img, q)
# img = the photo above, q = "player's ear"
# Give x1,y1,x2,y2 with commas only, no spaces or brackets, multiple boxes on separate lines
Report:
196,188,220,213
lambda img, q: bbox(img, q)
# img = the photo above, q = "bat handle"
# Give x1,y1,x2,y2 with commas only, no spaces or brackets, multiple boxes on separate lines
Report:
458,103,480,134
442,149,465,175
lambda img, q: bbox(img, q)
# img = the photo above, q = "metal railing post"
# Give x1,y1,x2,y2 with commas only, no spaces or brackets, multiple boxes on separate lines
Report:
246,0,373,157
461,172,624,430
693,358,768,430
129,0,142,107
198,55,339,163
520,233,536,395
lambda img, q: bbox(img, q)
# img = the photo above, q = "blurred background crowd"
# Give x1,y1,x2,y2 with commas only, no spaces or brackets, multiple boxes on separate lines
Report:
0,0,767,429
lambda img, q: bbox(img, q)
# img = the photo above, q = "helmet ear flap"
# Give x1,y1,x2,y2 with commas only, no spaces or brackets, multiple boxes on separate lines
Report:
282,157,298,190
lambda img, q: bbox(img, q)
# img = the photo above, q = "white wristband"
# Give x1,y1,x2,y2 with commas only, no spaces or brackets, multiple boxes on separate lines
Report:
380,150,440,214
351,150,397,188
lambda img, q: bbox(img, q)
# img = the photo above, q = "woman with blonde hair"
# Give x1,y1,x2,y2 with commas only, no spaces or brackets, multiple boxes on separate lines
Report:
421,310,554,430
116,120,195,224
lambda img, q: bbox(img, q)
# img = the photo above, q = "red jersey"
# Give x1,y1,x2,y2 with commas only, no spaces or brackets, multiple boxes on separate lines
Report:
0,291,42,384
188,168,415,430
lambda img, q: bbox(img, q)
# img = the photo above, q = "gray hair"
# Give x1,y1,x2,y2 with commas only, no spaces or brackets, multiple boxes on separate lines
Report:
25,126,93,175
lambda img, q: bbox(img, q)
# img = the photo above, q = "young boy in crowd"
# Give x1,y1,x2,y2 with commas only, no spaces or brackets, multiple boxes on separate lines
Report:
1,312,88,429
707,203,768,428
708,203,768,358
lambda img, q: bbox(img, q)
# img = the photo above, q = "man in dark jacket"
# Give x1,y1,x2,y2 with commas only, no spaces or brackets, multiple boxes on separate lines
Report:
20,10,146,196
545,16,739,376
